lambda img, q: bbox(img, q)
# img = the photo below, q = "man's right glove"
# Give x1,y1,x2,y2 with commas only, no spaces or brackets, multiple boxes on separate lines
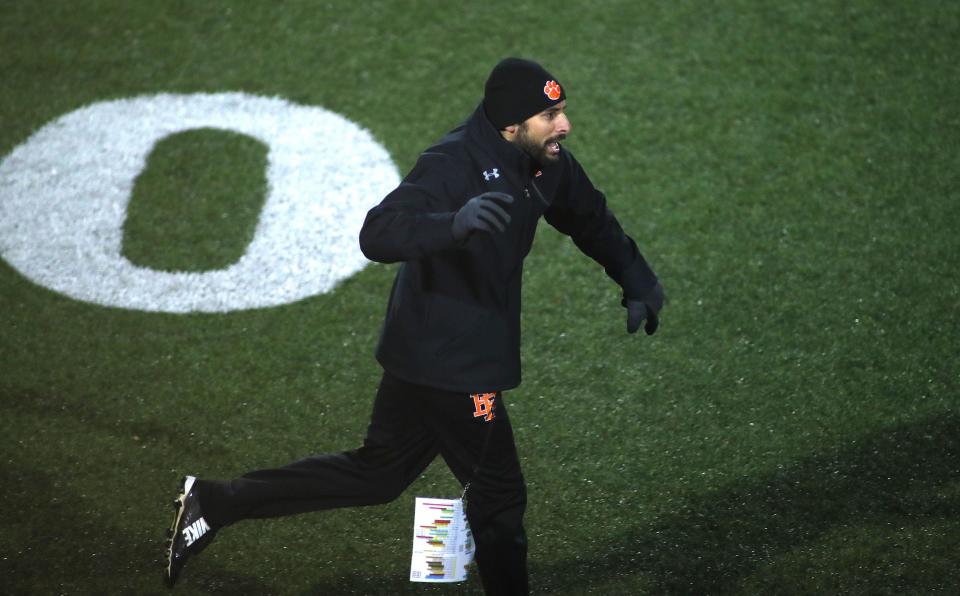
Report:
625,282,665,335
451,192,514,242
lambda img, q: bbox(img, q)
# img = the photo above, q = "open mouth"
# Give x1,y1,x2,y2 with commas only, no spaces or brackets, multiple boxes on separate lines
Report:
545,135,565,155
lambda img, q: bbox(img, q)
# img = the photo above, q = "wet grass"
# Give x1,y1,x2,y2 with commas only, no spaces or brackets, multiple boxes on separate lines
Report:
1,0,958,593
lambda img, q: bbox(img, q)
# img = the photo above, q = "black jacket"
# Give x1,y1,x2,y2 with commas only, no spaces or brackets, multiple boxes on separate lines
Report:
359,104,658,393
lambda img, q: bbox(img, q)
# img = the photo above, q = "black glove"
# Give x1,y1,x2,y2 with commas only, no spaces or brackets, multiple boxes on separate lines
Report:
625,282,664,335
451,192,514,242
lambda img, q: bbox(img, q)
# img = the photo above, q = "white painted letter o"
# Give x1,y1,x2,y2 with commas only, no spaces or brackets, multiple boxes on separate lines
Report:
0,93,399,313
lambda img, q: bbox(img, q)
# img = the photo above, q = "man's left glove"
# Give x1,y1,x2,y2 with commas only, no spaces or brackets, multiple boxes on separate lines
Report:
625,282,664,335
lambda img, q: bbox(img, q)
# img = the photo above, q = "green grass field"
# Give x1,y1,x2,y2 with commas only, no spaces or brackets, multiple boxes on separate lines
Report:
2,1,958,594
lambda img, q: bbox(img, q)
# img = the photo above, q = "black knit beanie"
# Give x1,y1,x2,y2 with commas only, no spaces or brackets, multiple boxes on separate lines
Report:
483,57,566,129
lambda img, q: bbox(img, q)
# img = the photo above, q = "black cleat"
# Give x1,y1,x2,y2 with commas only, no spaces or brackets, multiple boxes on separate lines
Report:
163,475,217,588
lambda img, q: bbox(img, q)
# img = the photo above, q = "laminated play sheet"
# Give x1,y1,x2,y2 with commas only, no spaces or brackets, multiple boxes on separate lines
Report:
409,497,474,582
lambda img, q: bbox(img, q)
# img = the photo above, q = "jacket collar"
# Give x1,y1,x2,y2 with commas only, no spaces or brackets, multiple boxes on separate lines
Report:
466,103,538,186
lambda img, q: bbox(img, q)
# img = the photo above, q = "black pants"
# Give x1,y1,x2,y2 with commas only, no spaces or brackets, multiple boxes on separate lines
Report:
196,372,529,595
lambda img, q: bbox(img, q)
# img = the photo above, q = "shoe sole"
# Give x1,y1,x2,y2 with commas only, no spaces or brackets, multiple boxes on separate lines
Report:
163,475,196,588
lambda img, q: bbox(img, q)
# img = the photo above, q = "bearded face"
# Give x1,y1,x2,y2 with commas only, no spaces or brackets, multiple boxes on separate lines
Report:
510,101,570,164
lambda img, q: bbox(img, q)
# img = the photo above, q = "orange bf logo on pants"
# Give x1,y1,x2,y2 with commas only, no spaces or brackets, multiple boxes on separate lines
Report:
471,393,497,422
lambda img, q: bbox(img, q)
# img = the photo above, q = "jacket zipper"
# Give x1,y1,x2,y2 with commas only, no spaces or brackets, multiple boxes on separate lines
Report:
527,179,551,209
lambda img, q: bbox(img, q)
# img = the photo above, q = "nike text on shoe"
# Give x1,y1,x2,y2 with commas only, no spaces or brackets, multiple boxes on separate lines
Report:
163,475,218,588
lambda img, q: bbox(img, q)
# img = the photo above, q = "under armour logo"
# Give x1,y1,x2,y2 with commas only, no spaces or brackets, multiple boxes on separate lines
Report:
482,169,500,181
471,393,496,422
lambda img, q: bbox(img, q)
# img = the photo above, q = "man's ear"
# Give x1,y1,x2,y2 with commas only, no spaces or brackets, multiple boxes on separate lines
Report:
501,123,519,140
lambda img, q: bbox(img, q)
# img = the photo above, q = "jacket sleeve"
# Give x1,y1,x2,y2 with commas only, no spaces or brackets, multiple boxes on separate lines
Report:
359,152,461,264
543,153,659,300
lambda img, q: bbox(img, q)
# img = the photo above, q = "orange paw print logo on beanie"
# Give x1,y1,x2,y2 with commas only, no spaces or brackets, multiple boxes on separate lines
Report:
543,80,562,101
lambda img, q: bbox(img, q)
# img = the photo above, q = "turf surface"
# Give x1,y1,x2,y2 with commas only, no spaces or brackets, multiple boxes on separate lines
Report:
1,1,958,593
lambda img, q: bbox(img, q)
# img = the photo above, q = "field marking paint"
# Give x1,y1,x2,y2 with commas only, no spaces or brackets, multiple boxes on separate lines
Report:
0,93,400,313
